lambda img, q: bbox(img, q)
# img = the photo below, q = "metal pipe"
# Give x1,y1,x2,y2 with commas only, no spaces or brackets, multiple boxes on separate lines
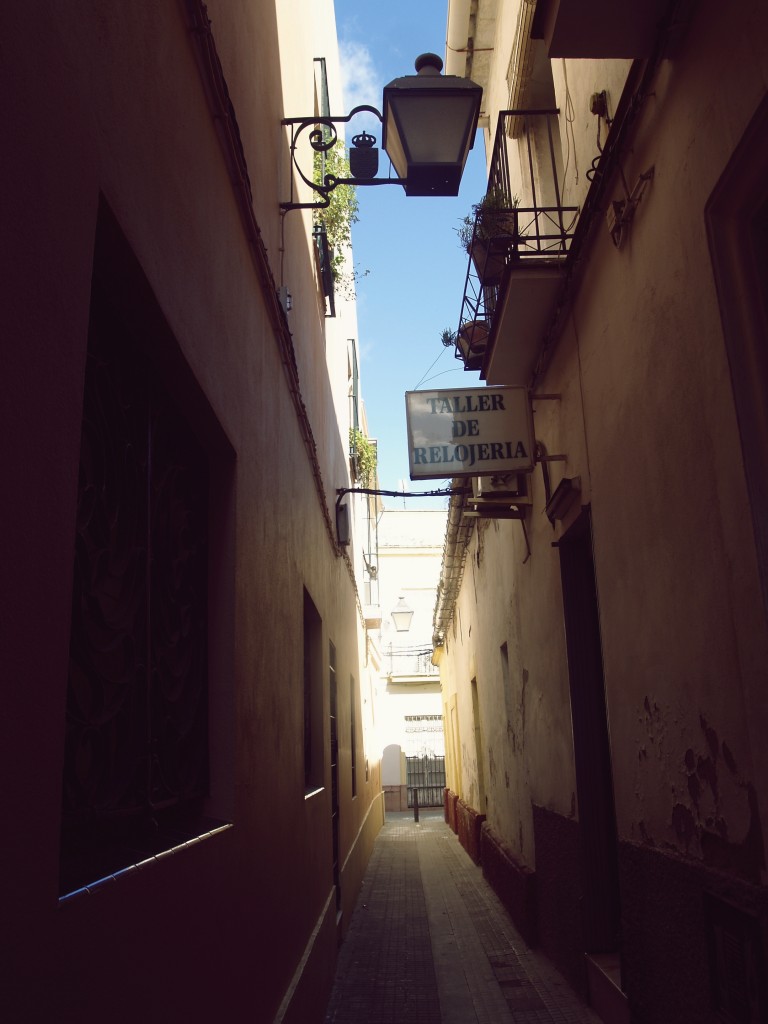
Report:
445,0,472,77
506,0,538,139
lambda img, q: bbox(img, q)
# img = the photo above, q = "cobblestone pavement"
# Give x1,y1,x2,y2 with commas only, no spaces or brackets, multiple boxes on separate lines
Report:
324,812,601,1024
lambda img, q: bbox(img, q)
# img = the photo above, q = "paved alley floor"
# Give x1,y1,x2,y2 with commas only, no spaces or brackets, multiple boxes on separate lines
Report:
324,811,601,1024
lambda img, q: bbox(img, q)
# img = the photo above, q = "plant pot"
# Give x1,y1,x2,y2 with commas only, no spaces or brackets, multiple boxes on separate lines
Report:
457,320,490,370
471,209,521,285
470,239,508,285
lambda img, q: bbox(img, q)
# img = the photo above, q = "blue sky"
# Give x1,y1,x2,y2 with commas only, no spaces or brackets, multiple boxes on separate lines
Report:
334,0,488,508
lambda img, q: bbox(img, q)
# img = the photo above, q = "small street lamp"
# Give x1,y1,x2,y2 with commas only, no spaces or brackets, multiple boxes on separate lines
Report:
391,595,415,632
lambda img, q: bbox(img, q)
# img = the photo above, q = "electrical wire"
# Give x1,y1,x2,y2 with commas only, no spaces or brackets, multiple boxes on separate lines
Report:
417,367,470,387
412,343,455,390
561,59,579,187
586,115,604,183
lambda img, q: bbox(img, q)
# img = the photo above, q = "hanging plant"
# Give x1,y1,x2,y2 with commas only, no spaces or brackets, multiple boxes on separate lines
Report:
455,187,521,251
314,143,369,298
349,428,377,486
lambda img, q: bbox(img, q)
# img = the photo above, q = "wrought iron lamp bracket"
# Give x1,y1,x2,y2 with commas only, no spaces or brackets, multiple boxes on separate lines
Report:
281,105,406,211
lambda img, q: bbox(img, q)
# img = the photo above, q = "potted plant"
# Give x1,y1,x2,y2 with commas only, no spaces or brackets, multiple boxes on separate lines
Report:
456,320,490,370
313,142,369,303
457,187,521,286
349,427,377,486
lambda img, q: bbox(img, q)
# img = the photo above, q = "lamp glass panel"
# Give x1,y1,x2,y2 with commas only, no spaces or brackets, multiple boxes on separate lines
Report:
392,610,414,631
385,94,478,174
383,110,408,179
391,597,414,632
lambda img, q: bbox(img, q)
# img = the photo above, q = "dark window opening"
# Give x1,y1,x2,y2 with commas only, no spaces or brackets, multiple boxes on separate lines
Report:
60,201,234,898
330,644,341,909
350,675,357,798
61,281,211,896
303,589,323,791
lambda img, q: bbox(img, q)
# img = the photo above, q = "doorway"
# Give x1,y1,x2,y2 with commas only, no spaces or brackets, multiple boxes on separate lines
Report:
329,643,341,919
558,508,621,954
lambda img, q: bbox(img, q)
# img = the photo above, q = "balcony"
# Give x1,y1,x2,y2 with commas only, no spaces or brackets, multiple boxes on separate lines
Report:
385,644,440,681
533,0,670,59
453,109,578,384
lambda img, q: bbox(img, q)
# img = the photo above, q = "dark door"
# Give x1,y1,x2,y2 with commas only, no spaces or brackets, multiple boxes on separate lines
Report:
329,644,341,916
558,508,621,953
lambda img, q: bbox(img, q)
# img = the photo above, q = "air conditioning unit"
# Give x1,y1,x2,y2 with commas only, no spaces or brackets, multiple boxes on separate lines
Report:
472,473,532,504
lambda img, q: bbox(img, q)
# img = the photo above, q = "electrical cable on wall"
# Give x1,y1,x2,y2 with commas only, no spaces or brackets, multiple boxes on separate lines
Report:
586,90,612,183
561,59,579,188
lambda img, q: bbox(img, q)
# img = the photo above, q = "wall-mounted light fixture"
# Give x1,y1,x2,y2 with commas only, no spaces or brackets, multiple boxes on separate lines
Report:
281,54,482,211
391,596,415,632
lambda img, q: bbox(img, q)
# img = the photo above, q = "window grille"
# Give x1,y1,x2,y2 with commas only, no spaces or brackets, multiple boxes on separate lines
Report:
61,283,209,896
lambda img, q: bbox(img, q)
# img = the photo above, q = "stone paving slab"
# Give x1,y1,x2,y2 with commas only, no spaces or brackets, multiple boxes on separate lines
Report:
324,812,601,1024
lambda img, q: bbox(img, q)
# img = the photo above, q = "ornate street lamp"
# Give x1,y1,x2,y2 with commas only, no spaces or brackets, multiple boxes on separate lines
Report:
391,595,415,633
382,53,482,197
281,54,482,211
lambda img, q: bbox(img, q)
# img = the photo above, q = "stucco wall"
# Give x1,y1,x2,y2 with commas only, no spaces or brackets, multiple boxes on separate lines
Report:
440,0,768,883
437,0,768,1015
0,2,381,1021
550,0,768,866
439,511,576,867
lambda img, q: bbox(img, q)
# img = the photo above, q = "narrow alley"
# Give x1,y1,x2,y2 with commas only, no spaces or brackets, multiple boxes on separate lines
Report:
4,2,768,1021
324,812,600,1024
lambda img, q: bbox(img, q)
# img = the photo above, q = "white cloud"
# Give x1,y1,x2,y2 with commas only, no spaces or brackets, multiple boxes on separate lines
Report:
339,39,381,113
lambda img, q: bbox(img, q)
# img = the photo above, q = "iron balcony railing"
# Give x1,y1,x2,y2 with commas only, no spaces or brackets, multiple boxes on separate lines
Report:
454,109,579,372
385,645,439,677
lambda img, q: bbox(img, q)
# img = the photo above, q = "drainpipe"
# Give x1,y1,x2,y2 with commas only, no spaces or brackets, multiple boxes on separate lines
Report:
432,483,473,647
445,0,472,77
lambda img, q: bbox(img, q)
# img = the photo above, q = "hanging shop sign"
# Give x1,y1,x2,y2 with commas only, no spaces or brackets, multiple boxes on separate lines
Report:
405,386,533,480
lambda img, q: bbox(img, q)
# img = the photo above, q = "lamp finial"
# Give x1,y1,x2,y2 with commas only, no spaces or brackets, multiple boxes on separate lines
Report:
414,53,443,75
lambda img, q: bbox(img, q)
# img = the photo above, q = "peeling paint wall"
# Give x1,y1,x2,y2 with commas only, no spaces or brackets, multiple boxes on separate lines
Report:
633,703,764,884
437,0,768,1013
439,509,577,870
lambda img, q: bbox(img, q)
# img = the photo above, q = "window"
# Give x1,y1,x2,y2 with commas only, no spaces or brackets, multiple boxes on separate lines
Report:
60,204,233,896
500,642,515,743
404,715,445,757
706,93,768,620
330,643,341,905
303,589,324,791
470,679,487,809
350,675,357,797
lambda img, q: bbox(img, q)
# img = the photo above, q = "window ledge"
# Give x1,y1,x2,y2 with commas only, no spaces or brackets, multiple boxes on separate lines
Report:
59,821,233,906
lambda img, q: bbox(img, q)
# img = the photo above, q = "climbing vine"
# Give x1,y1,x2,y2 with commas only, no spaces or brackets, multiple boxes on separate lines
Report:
349,428,377,486
314,142,368,298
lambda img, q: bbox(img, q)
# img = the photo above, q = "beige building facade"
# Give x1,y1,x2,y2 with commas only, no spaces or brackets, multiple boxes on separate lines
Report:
375,510,447,810
436,1,768,1021
1,2,384,1021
